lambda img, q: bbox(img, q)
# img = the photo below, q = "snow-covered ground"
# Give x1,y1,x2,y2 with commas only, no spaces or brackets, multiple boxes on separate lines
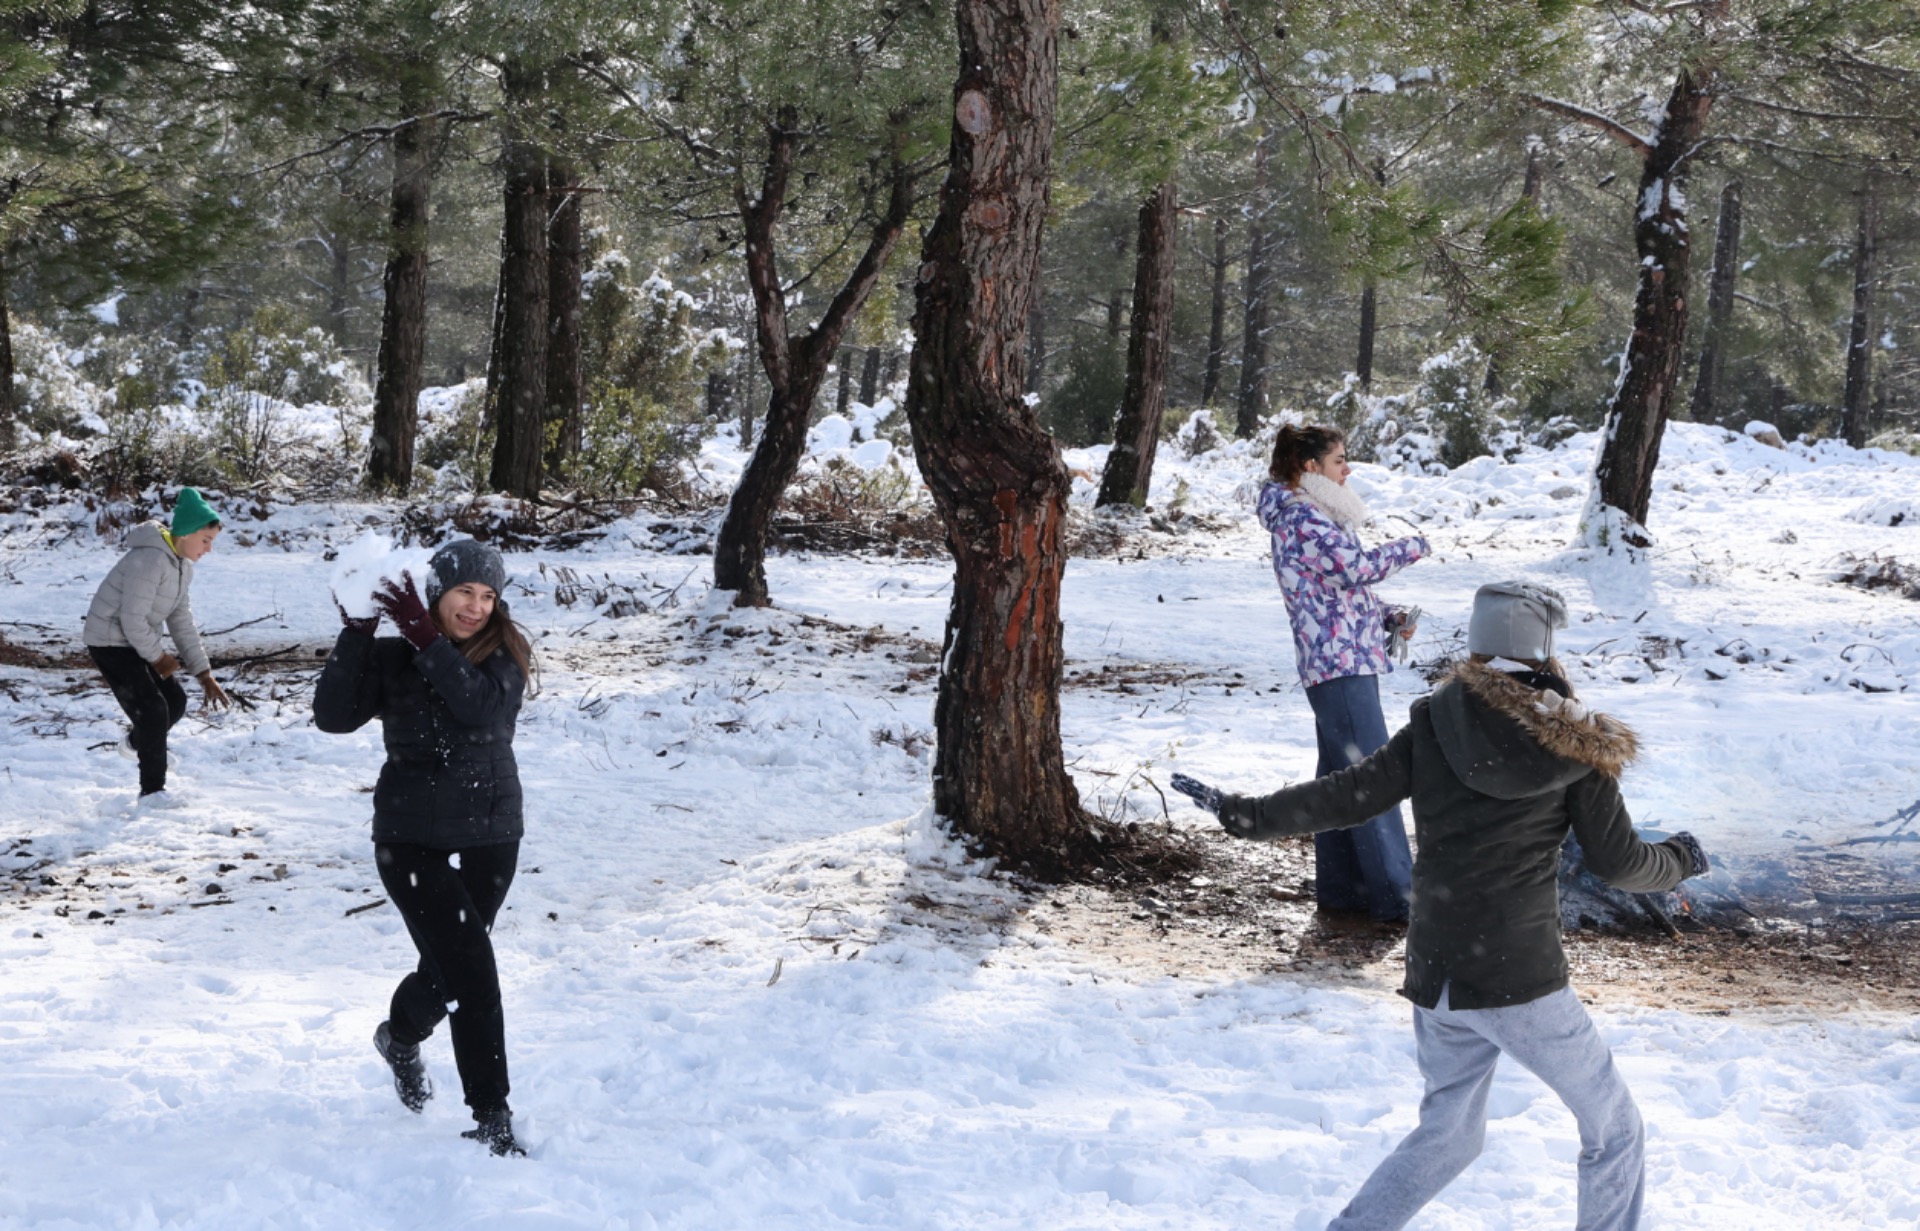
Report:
2,421,1918,1229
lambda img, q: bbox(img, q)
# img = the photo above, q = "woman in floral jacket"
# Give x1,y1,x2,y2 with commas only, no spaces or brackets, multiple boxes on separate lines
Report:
1257,424,1429,920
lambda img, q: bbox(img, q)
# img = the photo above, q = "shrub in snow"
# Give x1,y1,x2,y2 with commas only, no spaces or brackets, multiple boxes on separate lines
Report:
1041,333,1125,447
572,254,729,497
195,306,369,485
1171,408,1224,459
1847,497,1918,528
1327,343,1514,475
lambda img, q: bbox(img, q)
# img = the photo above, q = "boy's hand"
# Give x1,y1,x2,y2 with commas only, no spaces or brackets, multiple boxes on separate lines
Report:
151,653,182,678
1169,772,1223,816
197,672,232,710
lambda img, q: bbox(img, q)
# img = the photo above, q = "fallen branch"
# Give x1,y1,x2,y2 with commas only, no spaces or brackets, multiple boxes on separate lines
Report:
345,897,388,917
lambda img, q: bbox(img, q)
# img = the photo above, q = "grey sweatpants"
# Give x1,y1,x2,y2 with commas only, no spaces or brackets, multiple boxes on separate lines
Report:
1327,985,1645,1231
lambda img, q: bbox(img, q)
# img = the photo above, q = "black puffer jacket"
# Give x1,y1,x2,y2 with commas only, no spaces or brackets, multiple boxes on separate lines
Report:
313,630,525,848
1218,661,1692,1010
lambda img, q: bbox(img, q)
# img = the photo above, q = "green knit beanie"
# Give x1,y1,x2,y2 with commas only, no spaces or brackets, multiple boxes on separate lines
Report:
170,487,221,538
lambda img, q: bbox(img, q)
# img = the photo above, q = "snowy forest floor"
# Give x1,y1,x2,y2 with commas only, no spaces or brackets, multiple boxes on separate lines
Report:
3,419,1919,1229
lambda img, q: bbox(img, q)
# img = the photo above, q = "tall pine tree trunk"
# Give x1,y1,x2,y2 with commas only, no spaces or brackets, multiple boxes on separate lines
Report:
905,0,1087,872
1355,280,1377,389
1025,292,1048,396
368,106,437,492
1588,69,1714,545
487,59,550,498
1842,177,1879,449
1686,179,1742,426
0,260,16,454
1098,180,1178,508
1235,126,1274,438
859,346,883,405
1201,214,1227,405
713,115,917,608
836,344,855,415
545,160,585,476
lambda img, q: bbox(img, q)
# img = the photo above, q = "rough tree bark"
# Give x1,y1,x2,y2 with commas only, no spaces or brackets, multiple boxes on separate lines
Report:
0,261,16,453
1587,68,1716,544
1686,178,1742,425
1842,177,1879,449
1201,213,1228,406
904,0,1091,872
545,160,585,476
711,113,917,608
487,59,550,498
367,106,437,492
1235,126,1274,437
1097,180,1178,508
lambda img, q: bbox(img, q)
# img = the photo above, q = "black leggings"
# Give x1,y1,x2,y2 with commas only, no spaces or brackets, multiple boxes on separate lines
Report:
376,840,520,1116
90,645,188,795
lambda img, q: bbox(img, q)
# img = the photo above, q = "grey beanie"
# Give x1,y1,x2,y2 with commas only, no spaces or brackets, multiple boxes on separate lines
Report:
424,539,506,604
1467,581,1569,662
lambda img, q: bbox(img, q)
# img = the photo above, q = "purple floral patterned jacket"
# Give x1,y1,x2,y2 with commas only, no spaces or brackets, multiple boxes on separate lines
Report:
1258,480,1429,687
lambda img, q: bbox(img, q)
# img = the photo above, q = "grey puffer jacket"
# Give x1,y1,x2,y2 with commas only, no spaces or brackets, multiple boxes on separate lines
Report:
1217,661,1693,1010
312,630,525,849
82,522,211,675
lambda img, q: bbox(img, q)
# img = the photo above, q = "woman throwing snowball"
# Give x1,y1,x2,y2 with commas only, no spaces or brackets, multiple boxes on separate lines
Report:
1259,424,1428,921
314,539,537,1157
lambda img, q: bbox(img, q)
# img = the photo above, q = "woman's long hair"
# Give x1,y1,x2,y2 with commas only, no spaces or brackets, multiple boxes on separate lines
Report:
1268,424,1345,486
436,598,540,697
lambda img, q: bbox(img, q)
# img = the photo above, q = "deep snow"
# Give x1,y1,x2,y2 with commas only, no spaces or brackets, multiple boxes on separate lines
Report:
2,420,1917,1229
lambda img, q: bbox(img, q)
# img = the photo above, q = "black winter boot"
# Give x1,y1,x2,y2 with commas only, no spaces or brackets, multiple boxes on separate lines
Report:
461,1105,526,1157
373,1021,432,1113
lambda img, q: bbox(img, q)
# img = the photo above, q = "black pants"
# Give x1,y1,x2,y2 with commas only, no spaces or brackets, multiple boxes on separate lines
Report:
375,840,519,1117
90,645,188,795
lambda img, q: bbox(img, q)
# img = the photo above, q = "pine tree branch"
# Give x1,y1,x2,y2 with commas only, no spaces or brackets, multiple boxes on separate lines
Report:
1726,92,1909,126
246,110,490,179
1521,94,1654,154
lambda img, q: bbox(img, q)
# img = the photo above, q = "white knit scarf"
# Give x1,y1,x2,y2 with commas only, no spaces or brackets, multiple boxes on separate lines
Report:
1295,471,1371,532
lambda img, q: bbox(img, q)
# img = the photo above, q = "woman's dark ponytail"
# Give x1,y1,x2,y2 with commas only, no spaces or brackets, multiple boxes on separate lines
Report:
1269,424,1345,485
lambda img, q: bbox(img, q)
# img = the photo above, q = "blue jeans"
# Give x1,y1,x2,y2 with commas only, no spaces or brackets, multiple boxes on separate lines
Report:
1305,673,1412,920
1327,985,1646,1231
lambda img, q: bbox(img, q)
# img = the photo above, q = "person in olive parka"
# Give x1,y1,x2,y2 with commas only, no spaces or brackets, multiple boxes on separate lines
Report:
313,538,537,1158
1172,581,1710,1231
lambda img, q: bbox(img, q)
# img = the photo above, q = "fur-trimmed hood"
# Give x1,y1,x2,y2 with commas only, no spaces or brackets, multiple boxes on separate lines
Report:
1428,660,1638,798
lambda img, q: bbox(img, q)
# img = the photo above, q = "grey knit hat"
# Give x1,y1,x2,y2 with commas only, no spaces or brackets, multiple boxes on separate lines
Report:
424,539,506,604
1467,581,1569,662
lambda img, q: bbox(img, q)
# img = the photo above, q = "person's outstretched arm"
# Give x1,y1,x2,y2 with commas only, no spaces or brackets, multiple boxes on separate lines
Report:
1175,725,1416,841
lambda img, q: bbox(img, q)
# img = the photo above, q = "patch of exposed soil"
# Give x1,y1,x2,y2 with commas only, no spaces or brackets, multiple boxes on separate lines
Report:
1026,829,1920,1016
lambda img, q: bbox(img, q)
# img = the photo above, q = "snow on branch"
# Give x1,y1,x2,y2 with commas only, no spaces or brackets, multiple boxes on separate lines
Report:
1523,94,1654,154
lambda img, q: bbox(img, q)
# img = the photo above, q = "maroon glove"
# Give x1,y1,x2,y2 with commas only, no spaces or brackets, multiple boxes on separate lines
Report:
373,572,439,651
335,598,379,638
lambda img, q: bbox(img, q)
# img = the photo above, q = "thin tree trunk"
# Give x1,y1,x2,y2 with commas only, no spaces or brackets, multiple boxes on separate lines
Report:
1686,179,1742,426
0,260,16,453
738,342,756,447
368,105,437,492
326,216,353,345
1589,68,1715,545
1202,214,1228,406
1355,281,1377,389
859,346,883,405
1098,180,1178,508
1842,177,1879,449
713,114,917,608
487,59,550,498
1235,126,1274,437
904,0,1087,873
836,345,855,415
705,366,732,420
545,160,585,476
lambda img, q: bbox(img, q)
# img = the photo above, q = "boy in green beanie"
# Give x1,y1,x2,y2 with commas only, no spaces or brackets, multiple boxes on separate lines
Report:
84,487,232,805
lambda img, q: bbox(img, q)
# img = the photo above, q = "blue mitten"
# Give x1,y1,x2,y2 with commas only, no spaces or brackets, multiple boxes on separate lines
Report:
1169,772,1223,816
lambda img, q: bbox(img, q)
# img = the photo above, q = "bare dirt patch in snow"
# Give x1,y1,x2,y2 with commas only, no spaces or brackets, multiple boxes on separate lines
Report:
1020,829,1920,1016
